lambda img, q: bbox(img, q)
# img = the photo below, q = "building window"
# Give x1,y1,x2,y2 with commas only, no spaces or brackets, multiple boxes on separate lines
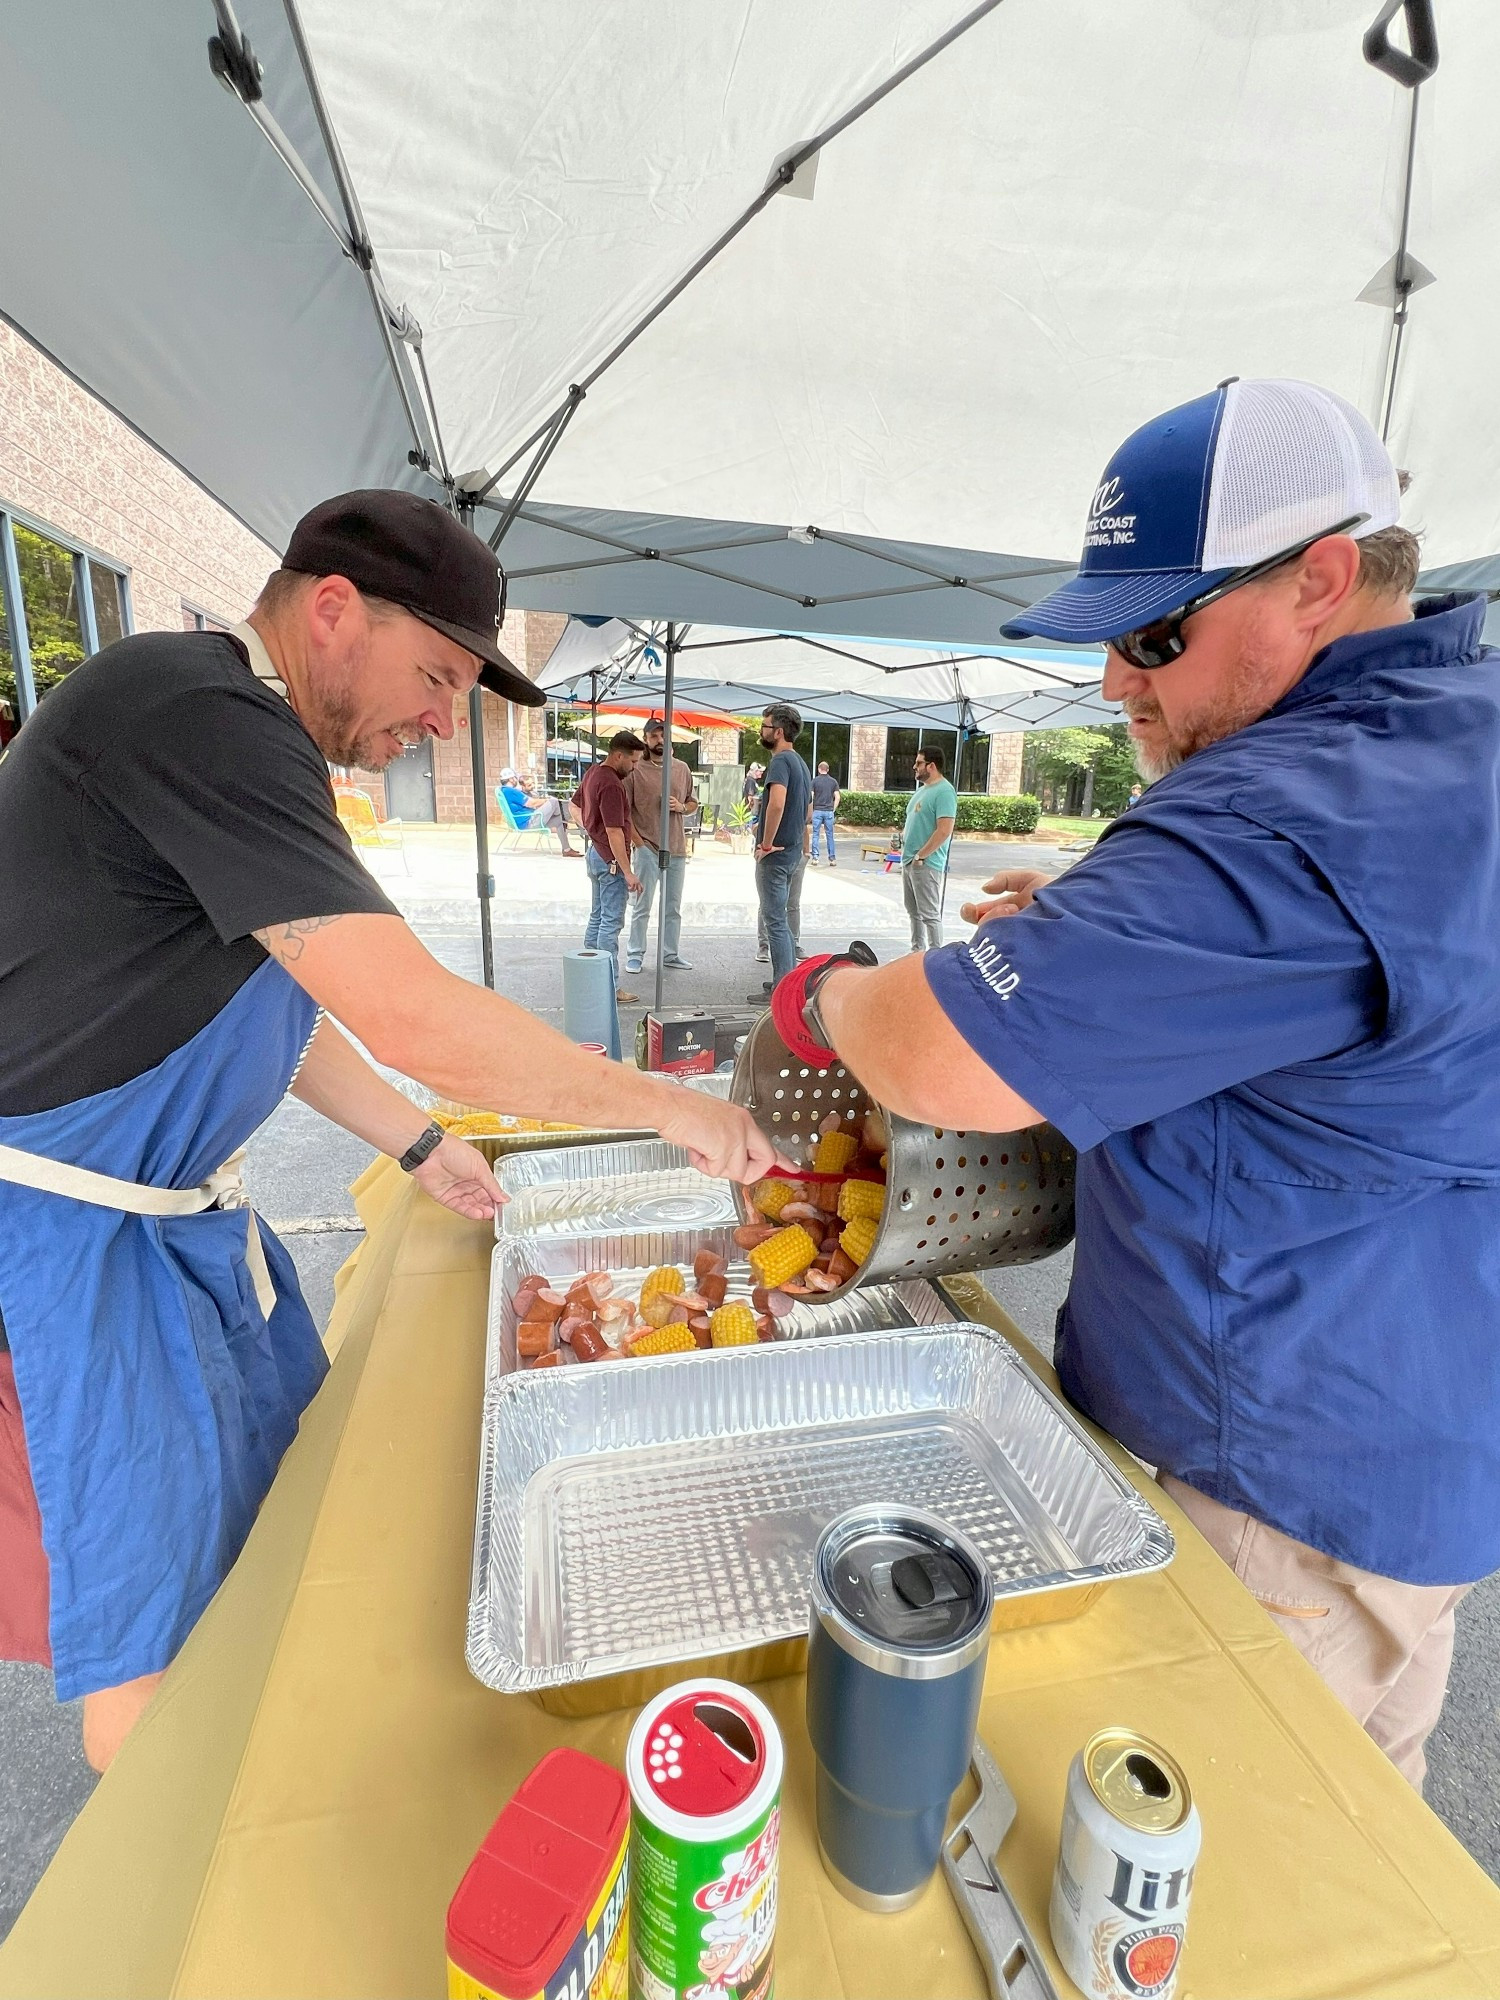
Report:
182,605,229,634
883,725,990,793
0,508,133,727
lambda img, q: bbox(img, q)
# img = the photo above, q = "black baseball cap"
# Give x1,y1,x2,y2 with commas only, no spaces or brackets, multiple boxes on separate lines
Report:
281,489,544,706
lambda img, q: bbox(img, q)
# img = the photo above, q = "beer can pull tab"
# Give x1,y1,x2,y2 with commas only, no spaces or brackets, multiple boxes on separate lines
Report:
941,1742,1061,2000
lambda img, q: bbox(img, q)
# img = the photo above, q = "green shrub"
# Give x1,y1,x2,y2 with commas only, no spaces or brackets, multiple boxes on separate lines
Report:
956,793,1042,834
835,791,910,828
836,791,1041,835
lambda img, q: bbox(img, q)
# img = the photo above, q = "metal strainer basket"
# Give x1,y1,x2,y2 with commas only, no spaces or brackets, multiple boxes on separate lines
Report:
729,1011,1076,1297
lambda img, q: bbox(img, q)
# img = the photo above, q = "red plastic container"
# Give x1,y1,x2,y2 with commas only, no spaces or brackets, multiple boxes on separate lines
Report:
447,1748,630,2000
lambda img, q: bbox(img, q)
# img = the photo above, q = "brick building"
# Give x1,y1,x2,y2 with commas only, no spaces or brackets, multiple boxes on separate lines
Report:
0,321,554,813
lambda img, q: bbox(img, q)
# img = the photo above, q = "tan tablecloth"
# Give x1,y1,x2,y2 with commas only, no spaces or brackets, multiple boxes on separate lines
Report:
3,1156,1498,1998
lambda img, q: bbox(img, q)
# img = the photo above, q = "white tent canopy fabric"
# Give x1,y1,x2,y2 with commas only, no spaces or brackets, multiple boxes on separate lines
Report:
4,0,1499,613
539,620,1114,734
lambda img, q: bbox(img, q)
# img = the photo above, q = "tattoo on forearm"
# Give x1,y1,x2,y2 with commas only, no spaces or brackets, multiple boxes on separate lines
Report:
253,914,346,963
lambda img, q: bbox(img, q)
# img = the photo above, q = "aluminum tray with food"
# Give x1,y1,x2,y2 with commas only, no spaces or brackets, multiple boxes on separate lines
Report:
467,1320,1175,1712
489,1218,950,1380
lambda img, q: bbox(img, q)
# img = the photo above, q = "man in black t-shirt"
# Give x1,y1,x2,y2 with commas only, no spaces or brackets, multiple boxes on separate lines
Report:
753,703,812,985
0,490,776,1771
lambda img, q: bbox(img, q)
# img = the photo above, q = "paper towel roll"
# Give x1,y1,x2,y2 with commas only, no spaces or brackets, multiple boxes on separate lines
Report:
563,950,621,1061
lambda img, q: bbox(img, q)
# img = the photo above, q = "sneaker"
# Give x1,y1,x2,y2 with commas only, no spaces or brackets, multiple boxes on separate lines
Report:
616,990,638,1004
755,947,770,963
625,959,643,976
663,957,693,970
829,859,837,867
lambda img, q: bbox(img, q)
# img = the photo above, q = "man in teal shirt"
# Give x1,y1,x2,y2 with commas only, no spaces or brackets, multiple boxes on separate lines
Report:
901,745,958,950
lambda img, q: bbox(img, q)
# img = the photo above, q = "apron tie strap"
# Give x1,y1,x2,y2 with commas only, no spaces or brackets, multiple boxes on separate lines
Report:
0,1141,277,1318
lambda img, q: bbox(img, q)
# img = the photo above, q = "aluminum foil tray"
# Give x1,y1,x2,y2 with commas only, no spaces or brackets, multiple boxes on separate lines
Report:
467,1322,1175,1696
488,1219,949,1383
496,1140,739,1240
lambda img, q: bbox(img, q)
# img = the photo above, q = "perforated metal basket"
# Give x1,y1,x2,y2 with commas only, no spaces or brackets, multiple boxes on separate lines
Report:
729,1011,1076,1296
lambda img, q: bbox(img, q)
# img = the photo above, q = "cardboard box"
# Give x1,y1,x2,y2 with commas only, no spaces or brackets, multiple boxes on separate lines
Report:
646,1009,715,1076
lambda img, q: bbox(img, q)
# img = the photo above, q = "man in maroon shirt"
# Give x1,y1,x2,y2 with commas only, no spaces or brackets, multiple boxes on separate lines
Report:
575,731,645,998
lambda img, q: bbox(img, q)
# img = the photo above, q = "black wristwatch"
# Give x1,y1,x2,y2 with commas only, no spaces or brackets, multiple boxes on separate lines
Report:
803,940,878,1049
398,1120,446,1173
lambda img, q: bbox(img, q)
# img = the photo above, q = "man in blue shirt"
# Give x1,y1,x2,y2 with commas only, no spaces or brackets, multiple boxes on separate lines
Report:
778,379,1500,1790
900,744,958,950
499,767,578,854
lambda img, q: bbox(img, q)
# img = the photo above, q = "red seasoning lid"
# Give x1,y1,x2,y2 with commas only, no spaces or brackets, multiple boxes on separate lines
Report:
446,1748,628,1999
642,1691,766,1817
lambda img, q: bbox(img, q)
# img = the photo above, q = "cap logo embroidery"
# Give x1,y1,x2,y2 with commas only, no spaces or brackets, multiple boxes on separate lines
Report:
1086,474,1137,550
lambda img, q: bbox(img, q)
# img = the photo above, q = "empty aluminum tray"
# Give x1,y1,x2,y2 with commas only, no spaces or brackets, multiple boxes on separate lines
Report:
489,1218,949,1382
496,1140,739,1240
467,1321,1175,1710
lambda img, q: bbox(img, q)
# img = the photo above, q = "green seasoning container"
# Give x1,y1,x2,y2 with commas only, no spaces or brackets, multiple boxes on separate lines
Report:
626,1678,783,2000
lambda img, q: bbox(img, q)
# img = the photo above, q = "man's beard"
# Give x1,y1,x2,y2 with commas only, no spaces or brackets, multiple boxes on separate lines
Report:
304,641,427,768
1124,641,1283,783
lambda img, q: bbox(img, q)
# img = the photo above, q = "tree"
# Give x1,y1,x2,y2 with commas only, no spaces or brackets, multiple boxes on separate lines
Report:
1021,723,1137,816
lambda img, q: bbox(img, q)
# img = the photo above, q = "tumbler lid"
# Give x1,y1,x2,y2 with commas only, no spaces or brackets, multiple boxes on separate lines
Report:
812,1505,993,1680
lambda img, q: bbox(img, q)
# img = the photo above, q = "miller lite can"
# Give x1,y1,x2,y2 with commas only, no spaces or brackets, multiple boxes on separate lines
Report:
1050,1729,1199,2000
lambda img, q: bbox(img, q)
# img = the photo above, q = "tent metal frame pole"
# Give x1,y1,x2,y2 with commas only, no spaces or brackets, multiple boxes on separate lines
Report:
453,497,497,988
277,0,451,481
0,511,37,722
1379,83,1423,444
653,622,682,1014
207,0,451,483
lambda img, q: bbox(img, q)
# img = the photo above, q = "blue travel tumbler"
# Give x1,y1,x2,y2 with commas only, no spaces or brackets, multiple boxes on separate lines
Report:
807,1504,993,1911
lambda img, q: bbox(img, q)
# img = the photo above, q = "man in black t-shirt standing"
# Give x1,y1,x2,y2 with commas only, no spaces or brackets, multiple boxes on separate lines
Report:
753,703,812,984
0,491,775,1771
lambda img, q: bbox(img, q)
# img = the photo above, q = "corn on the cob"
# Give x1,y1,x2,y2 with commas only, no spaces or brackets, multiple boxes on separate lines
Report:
837,1177,886,1223
840,1214,879,1266
813,1128,858,1174
746,1224,818,1289
639,1265,686,1307
752,1178,798,1219
630,1322,696,1357
710,1301,760,1347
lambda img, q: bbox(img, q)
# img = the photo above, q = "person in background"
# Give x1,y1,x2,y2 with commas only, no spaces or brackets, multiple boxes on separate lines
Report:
753,704,811,985
901,744,957,950
755,852,807,968
499,766,579,854
625,715,694,977
574,730,645,1000
1124,783,1145,809
810,760,840,866
742,762,765,810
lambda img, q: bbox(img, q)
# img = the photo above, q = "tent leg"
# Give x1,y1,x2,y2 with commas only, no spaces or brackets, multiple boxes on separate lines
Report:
654,622,679,1015
468,684,496,989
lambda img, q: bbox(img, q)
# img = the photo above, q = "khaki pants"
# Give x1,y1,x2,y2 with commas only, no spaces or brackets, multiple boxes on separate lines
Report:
1159,1475,1468,1793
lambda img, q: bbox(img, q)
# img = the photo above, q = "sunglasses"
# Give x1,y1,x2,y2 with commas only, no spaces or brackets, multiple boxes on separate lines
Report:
1106,515,1366,670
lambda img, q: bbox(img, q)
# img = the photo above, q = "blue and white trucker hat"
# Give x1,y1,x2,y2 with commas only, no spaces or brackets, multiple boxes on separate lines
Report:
1000,379,1402,645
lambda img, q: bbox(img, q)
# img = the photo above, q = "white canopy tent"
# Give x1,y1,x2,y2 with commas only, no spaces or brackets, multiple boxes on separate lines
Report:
539,619,1113,734
4,1,1497,585
4,0,1496,997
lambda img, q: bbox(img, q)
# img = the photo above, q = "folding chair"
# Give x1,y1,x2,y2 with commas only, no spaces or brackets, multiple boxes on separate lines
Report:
494,787,552,851
334,787,409,872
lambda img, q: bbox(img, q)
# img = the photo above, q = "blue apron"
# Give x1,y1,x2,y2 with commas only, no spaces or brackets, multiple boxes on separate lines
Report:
0,959,327,1699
